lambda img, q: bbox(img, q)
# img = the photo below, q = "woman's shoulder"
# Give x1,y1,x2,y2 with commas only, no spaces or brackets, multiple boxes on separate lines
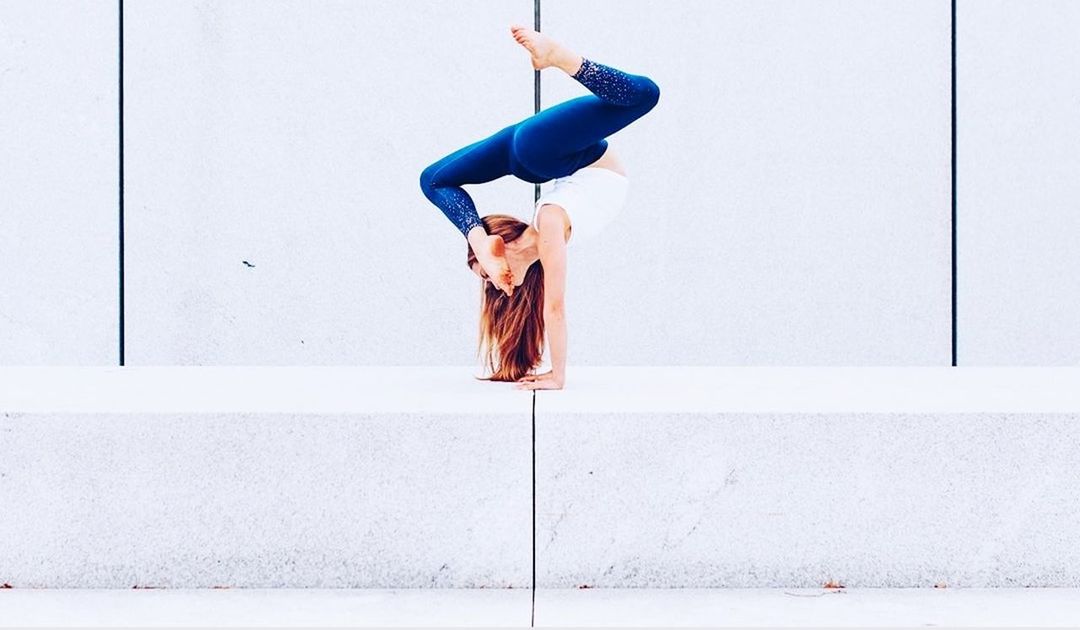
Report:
533,203,572,244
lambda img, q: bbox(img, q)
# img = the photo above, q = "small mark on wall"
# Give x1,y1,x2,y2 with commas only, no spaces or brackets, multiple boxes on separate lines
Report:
242,260,255,267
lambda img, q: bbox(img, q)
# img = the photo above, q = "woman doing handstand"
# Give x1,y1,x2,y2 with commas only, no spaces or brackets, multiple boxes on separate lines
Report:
419,25,660,390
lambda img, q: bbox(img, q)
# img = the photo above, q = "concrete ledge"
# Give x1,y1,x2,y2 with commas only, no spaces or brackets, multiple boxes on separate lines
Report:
534,367,1080,587
534,366,1080,412
0,367,532,588
4,366,1080,588
0,366,528,413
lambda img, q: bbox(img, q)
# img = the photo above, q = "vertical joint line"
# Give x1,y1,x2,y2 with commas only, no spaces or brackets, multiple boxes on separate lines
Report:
950,0,957,367
530,389,536,626
531,5,540,625
533,0,542,205
531,6,540,630
118,0,125,366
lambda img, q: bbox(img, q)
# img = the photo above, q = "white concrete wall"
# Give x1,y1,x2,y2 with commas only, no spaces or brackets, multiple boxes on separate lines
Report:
0,1,1076,365
124,0,534,364
958,0,1080,365
541,0,951,365
0,1,118,364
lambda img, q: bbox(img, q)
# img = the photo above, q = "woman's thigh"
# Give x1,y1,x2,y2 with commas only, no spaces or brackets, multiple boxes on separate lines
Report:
423,125,515,188
511,94,652,172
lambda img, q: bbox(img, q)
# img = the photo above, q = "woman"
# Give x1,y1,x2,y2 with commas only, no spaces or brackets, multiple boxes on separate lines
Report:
419,25,660,390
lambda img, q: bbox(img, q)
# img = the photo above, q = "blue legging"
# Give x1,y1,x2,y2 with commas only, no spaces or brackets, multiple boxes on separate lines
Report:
419,58,661,238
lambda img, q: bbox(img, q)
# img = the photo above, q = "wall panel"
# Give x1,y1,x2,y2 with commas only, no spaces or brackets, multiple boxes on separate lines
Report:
958,0,1080,364
0,1,118,364
542,0,951,365
125,0,534,364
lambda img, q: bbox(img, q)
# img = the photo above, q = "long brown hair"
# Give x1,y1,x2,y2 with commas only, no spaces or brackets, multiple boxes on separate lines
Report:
466,214,545,382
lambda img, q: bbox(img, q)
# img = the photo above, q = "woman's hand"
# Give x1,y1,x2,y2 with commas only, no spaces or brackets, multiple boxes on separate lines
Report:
514,371,564,390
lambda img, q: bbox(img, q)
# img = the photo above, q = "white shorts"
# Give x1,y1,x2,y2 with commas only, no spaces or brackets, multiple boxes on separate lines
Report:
532,167,630,247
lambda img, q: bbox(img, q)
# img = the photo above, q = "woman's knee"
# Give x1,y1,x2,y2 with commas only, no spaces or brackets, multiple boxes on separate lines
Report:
419,162,440,193
637,76,660,109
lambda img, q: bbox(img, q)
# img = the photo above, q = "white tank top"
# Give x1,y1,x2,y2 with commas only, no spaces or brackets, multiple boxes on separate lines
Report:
531,167,630,248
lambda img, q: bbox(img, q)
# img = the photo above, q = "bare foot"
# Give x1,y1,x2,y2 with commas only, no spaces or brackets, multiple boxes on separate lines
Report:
509,24,581,74
475,234,514,296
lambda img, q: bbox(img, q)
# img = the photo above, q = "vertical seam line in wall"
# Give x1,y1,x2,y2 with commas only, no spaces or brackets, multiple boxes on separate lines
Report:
951,0,957,366
531,387,537,623
531,4,540,622
118,0,125,366
531,3,540,622
533,4,542,205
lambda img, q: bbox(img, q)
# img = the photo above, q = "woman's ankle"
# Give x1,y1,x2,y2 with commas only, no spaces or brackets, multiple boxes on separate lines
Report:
558,51,584,77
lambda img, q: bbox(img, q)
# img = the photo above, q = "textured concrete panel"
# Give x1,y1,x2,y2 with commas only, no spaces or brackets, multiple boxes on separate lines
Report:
0,367,532,588
535,367,1080,587
124,0,534,364
0,411,531,588
541,1,951,365
958,1,1080,364
0,1,118,364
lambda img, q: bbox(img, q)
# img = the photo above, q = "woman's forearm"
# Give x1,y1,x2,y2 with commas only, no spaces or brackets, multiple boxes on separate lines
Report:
544,307,568,379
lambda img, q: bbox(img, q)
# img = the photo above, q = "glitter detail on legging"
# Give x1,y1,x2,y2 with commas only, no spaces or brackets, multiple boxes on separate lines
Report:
571,57,642,107
422,167,484,238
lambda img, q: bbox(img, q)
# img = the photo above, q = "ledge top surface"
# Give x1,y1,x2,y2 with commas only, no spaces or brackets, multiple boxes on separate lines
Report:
0,366,527,414
2,366,1079,413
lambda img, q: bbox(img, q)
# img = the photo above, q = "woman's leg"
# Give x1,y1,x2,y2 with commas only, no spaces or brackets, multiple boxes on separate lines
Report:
512,59,660,177
419,125,516,239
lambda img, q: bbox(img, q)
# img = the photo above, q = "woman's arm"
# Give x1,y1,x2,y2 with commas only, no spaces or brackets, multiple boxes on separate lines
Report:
544,304,568,383
517,205,569,389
